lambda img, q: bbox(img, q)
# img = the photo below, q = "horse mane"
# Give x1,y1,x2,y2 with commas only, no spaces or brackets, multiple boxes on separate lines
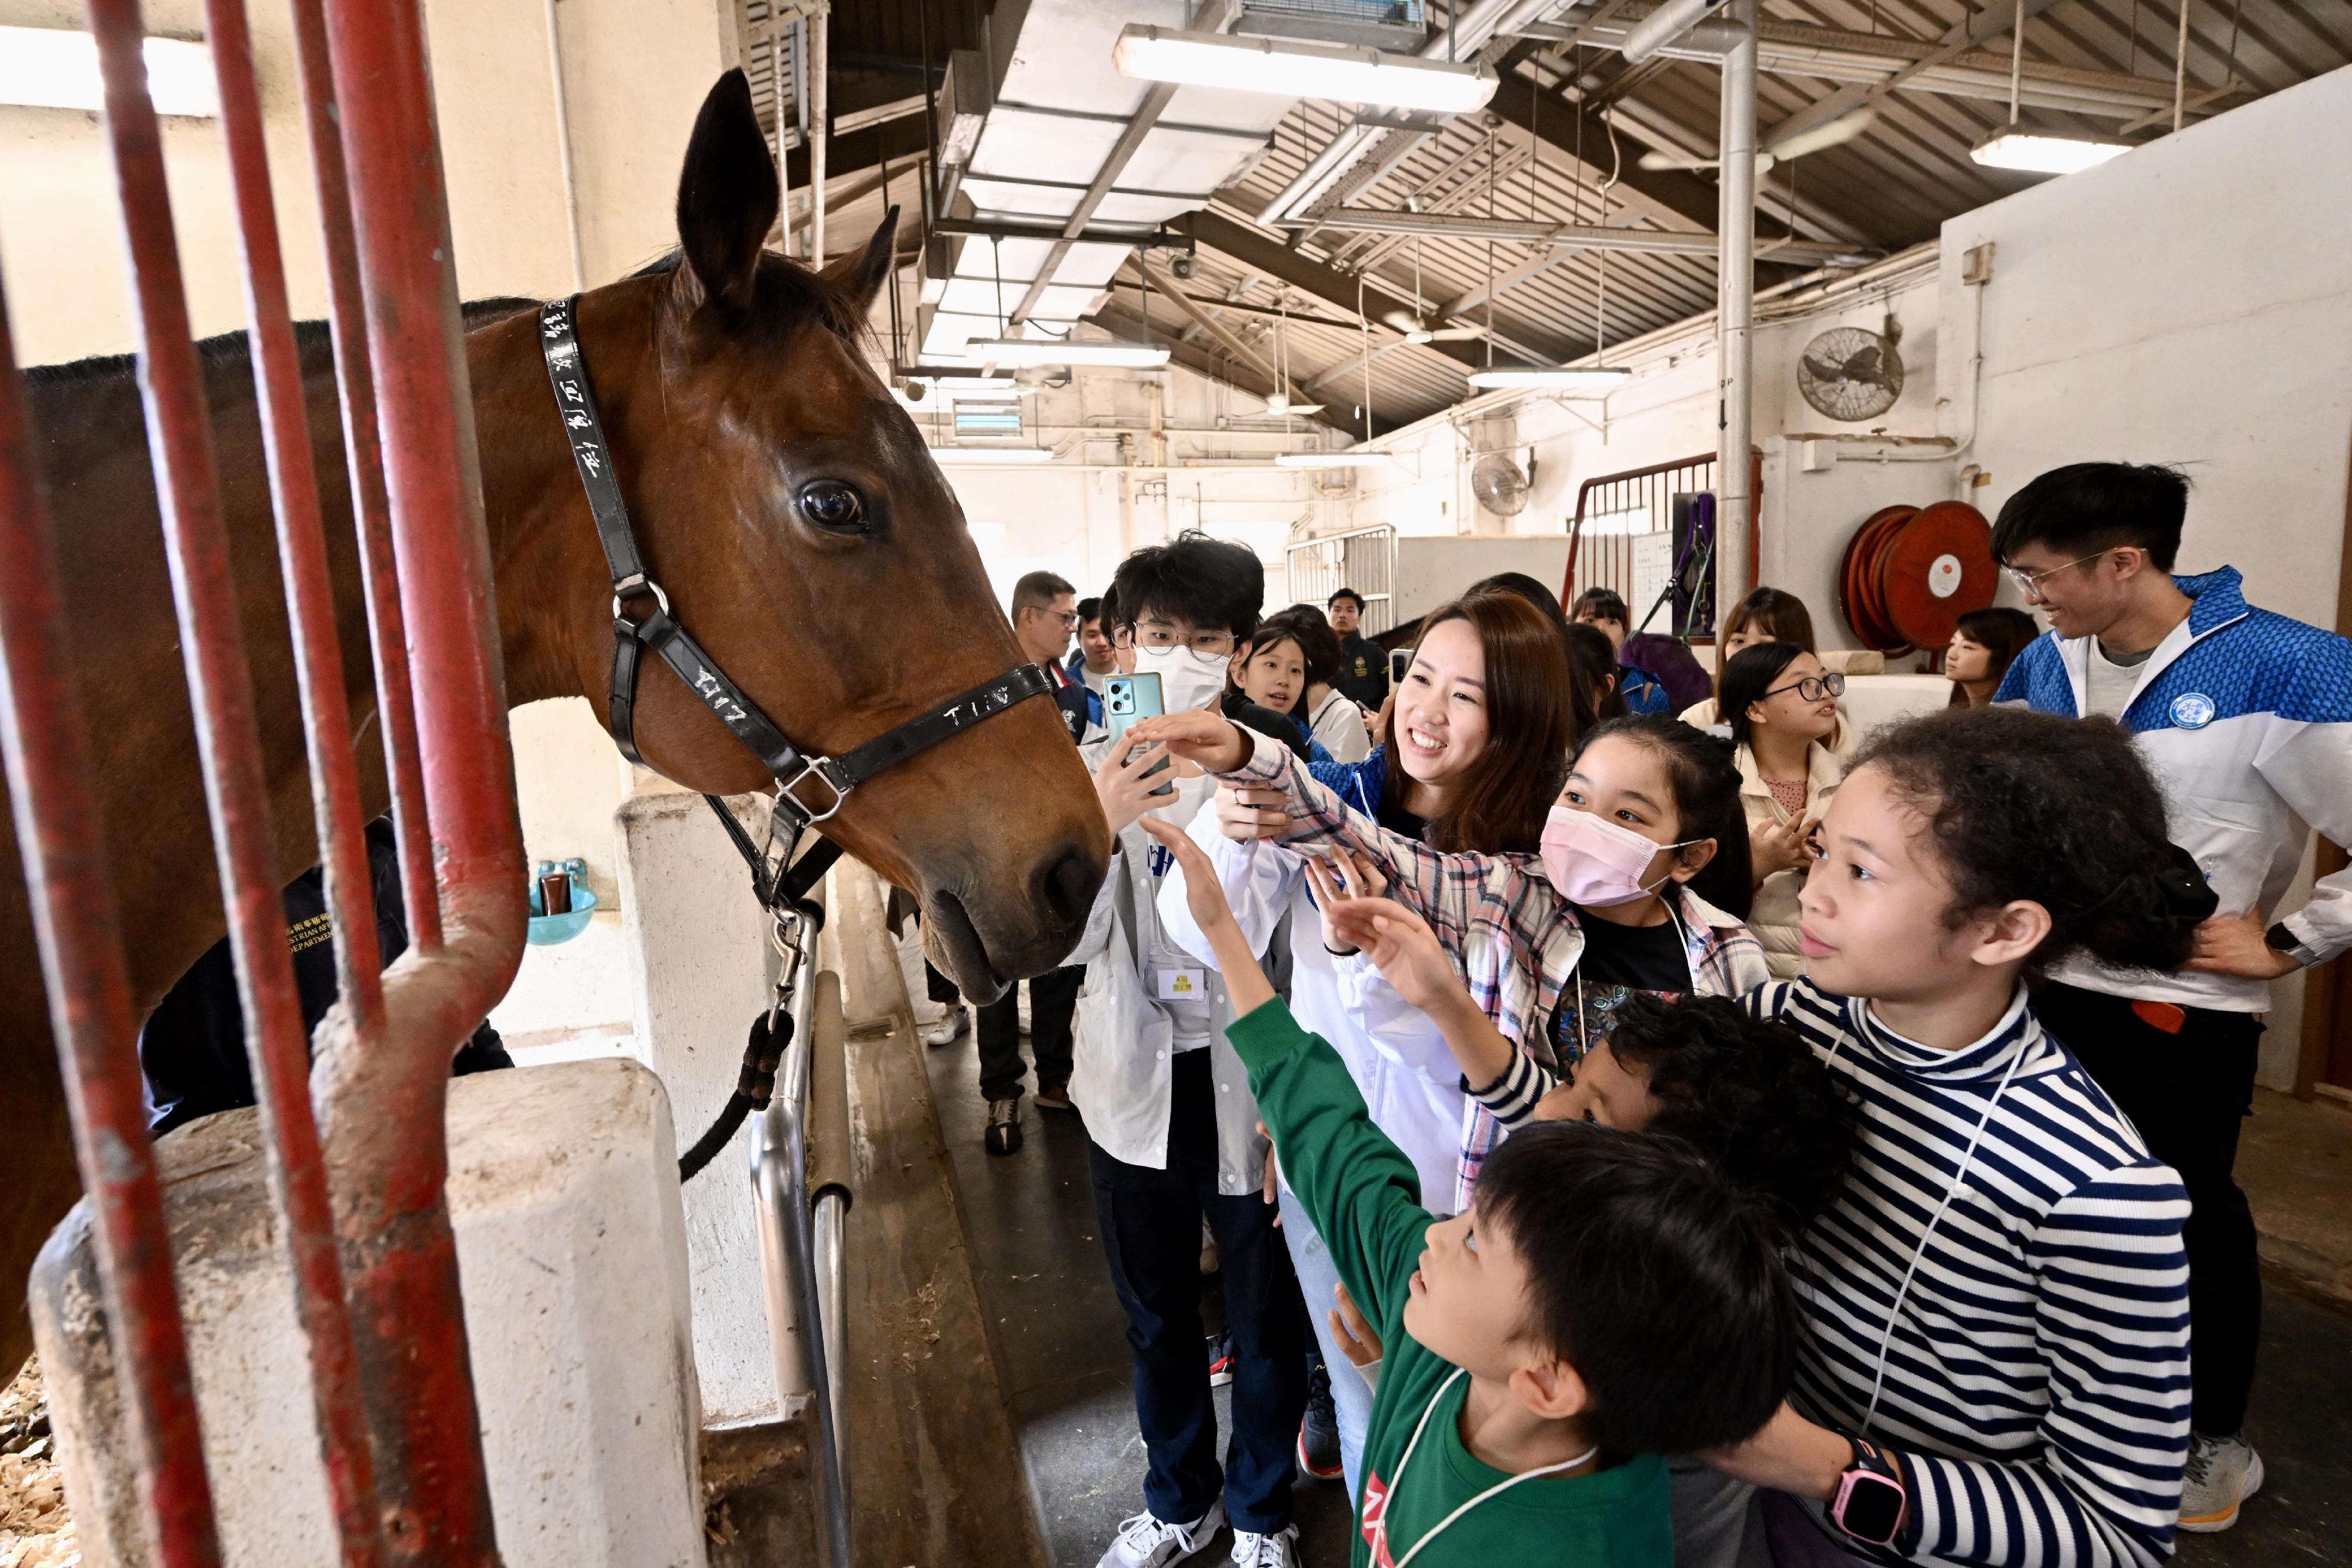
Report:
23,296,544,389
23,246,864,390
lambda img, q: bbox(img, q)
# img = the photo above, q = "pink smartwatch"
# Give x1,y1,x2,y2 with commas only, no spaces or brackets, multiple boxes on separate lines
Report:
1829,1437,1906,1547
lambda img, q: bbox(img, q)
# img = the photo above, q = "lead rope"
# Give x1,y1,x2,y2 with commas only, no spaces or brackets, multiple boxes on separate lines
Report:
1378,1368,1599,1568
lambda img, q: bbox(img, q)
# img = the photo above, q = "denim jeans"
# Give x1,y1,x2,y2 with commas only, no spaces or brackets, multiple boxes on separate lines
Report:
1277,1182,1375,1500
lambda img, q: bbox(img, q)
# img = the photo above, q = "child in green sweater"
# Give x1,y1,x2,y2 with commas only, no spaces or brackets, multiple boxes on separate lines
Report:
1142,817,1799,1567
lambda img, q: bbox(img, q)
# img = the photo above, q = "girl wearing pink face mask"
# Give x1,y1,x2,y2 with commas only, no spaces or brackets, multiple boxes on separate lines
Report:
1315,716,1770,1118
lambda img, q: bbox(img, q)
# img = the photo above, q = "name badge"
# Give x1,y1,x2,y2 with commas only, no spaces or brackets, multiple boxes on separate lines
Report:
1155,967,1206,1001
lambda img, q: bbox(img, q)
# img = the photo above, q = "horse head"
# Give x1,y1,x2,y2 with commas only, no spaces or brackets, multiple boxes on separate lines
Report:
479,71,1107,997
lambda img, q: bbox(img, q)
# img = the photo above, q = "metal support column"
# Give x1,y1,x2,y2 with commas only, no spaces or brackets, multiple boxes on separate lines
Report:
1716,0,1758,605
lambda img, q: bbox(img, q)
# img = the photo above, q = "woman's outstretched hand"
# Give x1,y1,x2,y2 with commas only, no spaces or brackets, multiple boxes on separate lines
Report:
1317,890,1460,1017
1216,784,1292,842
1127,708,1251,773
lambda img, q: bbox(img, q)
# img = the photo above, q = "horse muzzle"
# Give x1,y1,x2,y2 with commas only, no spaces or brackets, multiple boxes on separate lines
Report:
917,837,1103,1002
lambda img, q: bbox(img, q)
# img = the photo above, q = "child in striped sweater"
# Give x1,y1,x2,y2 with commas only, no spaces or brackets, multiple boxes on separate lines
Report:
1710,706,2211,1568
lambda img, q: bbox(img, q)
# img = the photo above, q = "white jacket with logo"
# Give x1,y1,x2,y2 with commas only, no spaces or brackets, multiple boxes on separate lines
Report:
1997,566,2352,1012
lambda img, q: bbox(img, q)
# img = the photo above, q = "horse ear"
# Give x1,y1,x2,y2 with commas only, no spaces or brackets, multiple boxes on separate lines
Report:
818,208,901,319
674,70,779,320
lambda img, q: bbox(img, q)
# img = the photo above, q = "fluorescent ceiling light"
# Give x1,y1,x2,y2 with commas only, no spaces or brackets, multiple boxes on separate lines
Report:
968,338,1170,369
1465,366,1633,393
1112,25,1497,114
1276,452,1395,469
0,26,218,117
1969,131,2130,175
929,446,1051,465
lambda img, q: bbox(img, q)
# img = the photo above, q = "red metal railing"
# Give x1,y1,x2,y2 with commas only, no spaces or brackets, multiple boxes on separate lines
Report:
1562,451,1765,639
0,0,524,1560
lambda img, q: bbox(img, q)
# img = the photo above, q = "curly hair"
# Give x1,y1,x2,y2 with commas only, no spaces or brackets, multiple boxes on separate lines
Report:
1602,993,1859,1235
1848,707,2211,976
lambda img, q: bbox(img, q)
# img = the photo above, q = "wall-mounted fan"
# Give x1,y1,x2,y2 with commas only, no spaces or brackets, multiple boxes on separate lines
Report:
1798,315,1905,423
1471,452,1531,517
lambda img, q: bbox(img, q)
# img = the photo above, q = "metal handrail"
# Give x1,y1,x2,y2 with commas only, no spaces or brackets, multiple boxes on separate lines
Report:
747,894,853,1568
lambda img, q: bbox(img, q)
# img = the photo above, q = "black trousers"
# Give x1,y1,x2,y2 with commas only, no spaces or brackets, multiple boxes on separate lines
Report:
977,965,1081,1102
1090,1049,1307,1534
2035,981,2264,1436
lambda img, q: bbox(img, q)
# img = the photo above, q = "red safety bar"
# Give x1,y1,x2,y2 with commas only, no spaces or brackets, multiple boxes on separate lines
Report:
0,0,525,1561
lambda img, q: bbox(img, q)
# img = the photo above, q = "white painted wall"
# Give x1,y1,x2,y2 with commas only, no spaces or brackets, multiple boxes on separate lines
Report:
0,0,728,367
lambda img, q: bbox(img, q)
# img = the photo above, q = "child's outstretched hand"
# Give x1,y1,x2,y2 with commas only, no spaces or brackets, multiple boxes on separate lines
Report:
1127,708,1251,772
1318,887,1462,1017
1093,740,1174,835
1140,815,1237,938
1301,846,1387,957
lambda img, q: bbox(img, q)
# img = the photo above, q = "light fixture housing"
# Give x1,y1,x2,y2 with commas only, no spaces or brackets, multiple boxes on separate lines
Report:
967,337,1170,369
1275,452,1395,469
1112,25,1497,114
0,25,218,116
1465,366,1633,393
928,446,1051,465
1968,131,2130,175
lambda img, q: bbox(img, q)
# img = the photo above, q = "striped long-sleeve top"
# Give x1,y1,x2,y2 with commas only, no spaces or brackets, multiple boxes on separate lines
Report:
1746,979,2192,1568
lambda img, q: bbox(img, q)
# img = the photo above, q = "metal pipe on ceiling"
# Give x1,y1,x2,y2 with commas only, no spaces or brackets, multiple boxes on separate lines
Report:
1620,0,1737,65
542,0,584,291
1716,0,1756,609
810,5,828,261
1275,207,1862,263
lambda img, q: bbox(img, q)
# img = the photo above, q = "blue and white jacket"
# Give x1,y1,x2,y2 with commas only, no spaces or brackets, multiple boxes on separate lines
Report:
1997,566,2352,1012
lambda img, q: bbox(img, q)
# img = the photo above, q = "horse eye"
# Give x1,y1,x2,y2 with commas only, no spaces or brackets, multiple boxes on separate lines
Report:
798,479,867,533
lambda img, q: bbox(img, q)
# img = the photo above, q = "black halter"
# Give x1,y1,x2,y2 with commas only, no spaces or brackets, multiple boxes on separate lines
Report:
537,296,1051,911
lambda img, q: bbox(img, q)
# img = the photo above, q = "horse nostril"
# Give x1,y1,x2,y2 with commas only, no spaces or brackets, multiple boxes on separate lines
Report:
1037,844,1095,932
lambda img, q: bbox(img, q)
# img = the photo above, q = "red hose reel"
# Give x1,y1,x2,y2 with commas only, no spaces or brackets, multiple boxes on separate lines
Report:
1836,500,1997,654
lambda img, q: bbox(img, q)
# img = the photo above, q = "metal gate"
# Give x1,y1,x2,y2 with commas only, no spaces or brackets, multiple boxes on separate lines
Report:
0,2,523,1563
1562,453,1763,641
1285,525,1397,634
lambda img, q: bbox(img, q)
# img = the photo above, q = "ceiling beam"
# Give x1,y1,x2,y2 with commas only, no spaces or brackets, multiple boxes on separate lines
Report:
1093,302,1401,437
1278,208,1866,263
1134,259,1314,410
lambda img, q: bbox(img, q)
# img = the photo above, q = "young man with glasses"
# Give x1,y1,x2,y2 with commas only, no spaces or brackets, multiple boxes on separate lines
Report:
1993,461,2352,1534
1069,533,1310,1568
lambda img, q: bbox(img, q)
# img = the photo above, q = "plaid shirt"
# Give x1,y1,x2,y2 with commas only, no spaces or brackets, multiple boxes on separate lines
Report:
1221,730,1768,1202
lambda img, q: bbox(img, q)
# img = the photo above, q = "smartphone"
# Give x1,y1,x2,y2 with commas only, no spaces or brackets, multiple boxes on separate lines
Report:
1103,673,1175,797
1388,647,1412,683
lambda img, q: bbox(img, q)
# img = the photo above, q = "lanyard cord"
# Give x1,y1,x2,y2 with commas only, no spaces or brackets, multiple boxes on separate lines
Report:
1828,1005,2027,1435
1382,1368,1600,1568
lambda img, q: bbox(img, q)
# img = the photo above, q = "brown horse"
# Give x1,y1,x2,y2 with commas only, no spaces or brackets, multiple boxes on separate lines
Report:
0,71,1108,1378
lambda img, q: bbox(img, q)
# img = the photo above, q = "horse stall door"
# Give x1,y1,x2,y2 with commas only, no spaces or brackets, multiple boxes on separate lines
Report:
0,1,700,1565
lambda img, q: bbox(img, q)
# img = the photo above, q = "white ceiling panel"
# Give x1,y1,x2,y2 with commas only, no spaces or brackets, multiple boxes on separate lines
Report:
948,236,1062,283
1047,242,1140,289
994,0,1191,119
1121,122,1275,193
939,276,1104,320
970,108,1127,184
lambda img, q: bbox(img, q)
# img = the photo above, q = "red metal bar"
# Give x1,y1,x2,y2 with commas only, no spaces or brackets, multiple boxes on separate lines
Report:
312,0,529,1559
81,7,399,1566
197,1,392,1562
0,278,222,1568
285,0,440,951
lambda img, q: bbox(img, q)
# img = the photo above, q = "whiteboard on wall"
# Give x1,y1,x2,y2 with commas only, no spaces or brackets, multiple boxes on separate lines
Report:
1629,533,1675,631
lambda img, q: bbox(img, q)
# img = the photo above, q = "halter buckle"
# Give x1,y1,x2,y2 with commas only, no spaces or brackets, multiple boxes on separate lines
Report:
777,756,851,824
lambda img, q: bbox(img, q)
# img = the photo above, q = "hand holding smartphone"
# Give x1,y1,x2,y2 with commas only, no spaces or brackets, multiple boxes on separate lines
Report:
1105,673,1175,797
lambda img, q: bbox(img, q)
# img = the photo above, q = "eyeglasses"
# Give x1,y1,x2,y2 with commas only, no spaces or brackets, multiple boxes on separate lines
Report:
1762,671,1846,703
2004,549,2112,601
1132,622,1237,656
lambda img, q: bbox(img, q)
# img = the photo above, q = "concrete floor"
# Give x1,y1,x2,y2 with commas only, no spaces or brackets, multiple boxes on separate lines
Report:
924,1013,2352,1567
922,1012,1358,1568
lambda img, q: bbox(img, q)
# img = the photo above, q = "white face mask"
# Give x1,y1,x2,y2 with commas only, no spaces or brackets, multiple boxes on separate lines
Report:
1132,644,1231,714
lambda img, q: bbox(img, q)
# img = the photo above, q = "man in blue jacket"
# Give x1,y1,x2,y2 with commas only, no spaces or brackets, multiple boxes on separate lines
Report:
1994,462,2352,1535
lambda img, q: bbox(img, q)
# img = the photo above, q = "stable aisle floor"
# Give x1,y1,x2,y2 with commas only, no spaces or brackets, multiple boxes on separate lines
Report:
922,1018,1357,1568
922,1007,2352,1566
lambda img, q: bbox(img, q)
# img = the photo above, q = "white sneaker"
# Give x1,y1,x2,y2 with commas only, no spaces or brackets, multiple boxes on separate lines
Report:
2179,1430,2264,1532
918,1008,968,1048
1096,1503,1223,1568
1230,1524,1298,1567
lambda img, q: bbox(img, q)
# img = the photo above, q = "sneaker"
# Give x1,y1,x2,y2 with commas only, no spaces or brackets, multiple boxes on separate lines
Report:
1296,1362,1341,1482
1229,1525,1298,1567
1035,1081,1075,1112
1207,1333,1235,1388
1095,1502,1224,1568
984,1097,1024,1156
2179,1430,2264,1532
919,1008,968,1048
